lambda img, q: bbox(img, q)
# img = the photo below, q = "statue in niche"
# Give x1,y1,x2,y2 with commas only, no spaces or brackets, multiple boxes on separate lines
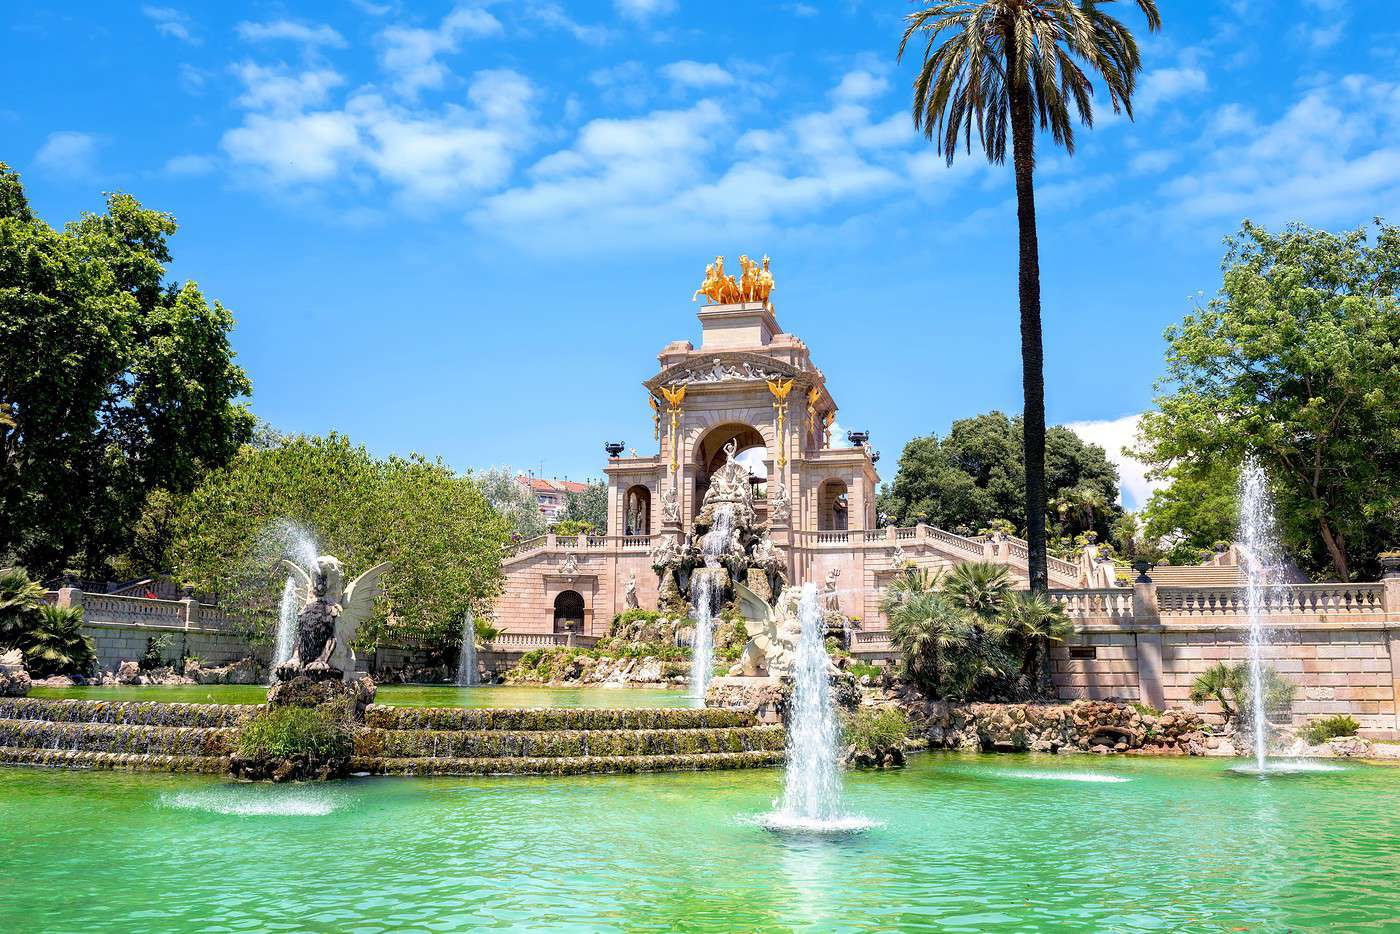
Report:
822,568,841,613
278,556,392,682
661,483,681,524
768,477,790,523
624,572,640,610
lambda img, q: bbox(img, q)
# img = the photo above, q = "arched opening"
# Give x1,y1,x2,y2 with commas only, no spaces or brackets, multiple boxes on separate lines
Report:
624,485,651,536
818,479,849,531
553,590,585,633
693,423,767,515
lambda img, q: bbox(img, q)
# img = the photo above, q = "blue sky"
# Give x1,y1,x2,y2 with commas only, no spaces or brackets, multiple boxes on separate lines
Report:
6,0,1397,508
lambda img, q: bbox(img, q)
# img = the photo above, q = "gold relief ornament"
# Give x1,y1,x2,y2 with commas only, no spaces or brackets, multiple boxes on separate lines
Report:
767,378,794,469
649,394,661,442
660,384,687,474
806,386,820,436
822,410,835,448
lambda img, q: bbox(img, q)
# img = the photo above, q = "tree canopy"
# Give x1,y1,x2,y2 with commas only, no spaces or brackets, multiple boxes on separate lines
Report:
476,468,548,540
558,480,608,533
878,411,1122,546
0,163,252,578
170,433,510,648
1136,220,1400,580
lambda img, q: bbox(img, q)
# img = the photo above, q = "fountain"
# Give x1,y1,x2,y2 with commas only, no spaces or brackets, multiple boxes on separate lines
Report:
455,610,478,687
1238,459,1286,774
689,503,735,699
265,520,319,669
758,583,872,833
274,555,392,684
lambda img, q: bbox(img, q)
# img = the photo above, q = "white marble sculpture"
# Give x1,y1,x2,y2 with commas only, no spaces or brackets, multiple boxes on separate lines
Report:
727,582,839,679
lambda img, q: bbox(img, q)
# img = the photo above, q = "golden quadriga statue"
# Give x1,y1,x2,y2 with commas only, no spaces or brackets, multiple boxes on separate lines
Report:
692,254,774,305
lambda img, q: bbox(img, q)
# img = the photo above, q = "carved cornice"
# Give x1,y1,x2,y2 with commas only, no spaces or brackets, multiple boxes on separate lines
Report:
645,352,808,394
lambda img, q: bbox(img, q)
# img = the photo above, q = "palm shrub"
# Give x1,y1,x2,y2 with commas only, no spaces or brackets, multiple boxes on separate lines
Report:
882,567,1012,698
1301,714,1359,745
998,591,1070,694
0,567,97,677
1189,662,1295,726
943,561,1010,620
21,605,97,678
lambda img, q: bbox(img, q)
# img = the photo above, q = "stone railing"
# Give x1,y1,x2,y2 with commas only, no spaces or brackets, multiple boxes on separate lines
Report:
50,590,243,633
504,534,655,561
486,632,600,650
1048,588,1135,621
1156,583,1386,618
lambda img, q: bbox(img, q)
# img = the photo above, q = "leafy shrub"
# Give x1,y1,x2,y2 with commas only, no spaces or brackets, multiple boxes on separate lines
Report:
234,706,353,763
1302,714,1360,745
842,707,911,751
848,662,882,680
140,634,173,671
1131,702,1162,718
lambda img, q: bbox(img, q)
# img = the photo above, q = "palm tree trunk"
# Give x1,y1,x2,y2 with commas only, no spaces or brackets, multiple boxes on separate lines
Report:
1008,54,1049,595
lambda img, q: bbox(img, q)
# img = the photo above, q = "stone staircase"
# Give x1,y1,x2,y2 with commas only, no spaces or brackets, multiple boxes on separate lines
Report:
0,699,785,777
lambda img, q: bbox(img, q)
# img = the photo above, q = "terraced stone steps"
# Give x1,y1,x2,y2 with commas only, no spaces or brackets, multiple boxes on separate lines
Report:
0,698,786,777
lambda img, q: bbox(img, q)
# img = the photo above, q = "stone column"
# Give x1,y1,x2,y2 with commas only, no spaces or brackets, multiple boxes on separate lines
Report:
181,585,199,629
1132,568,1165,708
56,572,84,610
1381,555,1400,731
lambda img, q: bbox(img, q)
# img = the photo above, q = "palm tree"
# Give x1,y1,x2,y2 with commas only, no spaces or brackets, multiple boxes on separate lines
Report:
899,0,1161,593
0,566,47,643
19,605,96,678
882,565,1012,697
998,590,1070,693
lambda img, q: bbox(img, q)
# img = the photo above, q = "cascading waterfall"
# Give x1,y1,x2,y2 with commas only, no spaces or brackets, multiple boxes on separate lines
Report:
455,610,478,687
689,503,734,700
274,578,299,668
760,583,873,833
1239,459,1286,774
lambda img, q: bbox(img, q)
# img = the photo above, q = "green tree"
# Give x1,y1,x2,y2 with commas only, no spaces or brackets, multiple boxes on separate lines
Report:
997,590,1069,692
881,565,1015,698
878,411,1123,541
1137,221,1400,580
1140,461,1239,562
476,468,548,540
558,479,608,533
169,433,510,650
900,1,1160,592
0,163,252,578
0,566,96,677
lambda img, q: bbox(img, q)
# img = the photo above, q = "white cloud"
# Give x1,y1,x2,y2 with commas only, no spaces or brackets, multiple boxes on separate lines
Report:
164,153,216,176
236,20,347,48
1129,149,1179,175
1136,66,1208,113
614,0,676,22
475,69,924,250
1063,414,1161,510
378,6,503,98
527,2,612,45
233,62,345,113
222,61,538,202
831,69,888,103
33,131,100,179
350,0,392,14
662,61,734,90
142,6,199,45
1159,75,1400,225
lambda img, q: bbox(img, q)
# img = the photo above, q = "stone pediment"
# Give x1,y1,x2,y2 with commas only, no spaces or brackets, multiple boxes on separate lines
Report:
646,352,805,393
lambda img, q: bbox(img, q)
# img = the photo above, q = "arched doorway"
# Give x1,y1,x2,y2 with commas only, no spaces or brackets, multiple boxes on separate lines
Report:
624,485,651,536
818,479,849,531
693,423,767,516
553,591,585,633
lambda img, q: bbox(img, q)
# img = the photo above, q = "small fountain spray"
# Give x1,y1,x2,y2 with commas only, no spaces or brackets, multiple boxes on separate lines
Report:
1238,459,1285,775
455,610,478,687
689,503,734,700
265,520,319,669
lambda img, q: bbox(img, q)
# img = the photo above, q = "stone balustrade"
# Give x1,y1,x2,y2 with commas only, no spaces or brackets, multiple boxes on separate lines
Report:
1048,588,1136,622
47,587,255,670
487,632,600,650
1156,583,1385,618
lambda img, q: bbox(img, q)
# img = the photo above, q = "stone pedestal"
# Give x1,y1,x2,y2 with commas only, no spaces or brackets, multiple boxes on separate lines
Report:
705,675,789,724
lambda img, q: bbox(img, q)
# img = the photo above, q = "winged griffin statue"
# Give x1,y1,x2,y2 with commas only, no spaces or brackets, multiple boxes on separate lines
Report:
277,556,392,682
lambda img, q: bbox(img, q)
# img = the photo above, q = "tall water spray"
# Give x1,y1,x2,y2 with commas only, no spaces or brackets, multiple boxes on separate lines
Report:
265,520,319,669
1239,459,1285,773
761,583,871,833
689,504,734,699
455,610,479,687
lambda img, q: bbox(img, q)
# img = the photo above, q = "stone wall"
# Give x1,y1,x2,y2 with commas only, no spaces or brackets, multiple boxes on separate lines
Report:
85,620,262,672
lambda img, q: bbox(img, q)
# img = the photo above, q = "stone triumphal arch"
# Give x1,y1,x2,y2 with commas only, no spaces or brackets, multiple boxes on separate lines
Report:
492,264,1087,652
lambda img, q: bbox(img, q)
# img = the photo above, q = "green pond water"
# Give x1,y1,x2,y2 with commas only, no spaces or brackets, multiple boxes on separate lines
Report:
4,753,1399,932
28,683,694,708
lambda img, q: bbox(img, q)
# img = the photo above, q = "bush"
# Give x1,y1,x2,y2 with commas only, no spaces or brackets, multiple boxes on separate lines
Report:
848,662,882,680
0,569,97,678
234,706,353,763
140,634,173,671
1302,714,1360,745
1189,662,1295,724
842,707,911,751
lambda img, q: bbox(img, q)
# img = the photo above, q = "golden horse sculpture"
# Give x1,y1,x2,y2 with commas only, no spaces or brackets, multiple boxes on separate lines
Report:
692,254,774,305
